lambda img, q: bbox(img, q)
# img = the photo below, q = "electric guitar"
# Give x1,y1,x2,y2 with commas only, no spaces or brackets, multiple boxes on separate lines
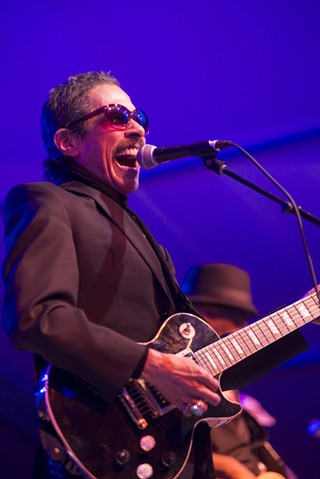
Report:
36,291,319,479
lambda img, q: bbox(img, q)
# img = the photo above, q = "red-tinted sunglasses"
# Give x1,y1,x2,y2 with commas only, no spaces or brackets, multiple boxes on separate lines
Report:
68,103,149,134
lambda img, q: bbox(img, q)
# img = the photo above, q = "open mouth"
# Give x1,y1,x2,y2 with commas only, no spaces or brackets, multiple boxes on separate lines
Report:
115,148,138,168
115,154,137,168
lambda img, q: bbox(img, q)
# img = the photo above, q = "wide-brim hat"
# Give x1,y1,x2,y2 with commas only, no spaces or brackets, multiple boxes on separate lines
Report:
181,263,259,317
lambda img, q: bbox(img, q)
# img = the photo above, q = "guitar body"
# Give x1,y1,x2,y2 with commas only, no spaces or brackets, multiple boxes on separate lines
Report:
38,313,241,479
38,290,318,478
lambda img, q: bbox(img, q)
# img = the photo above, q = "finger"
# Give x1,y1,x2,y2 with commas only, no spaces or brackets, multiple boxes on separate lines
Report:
189,370,220,393
204,391,222,406
189,385,222,407
184,360,220,388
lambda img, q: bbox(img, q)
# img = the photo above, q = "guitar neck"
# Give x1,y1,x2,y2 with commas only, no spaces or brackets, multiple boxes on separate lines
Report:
195,291,319,376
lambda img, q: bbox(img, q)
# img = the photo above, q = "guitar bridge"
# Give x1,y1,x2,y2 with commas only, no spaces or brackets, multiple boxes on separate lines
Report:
120,379,174,430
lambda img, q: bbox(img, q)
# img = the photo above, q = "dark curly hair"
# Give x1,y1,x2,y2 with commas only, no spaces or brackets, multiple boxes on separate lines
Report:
41,71,120,179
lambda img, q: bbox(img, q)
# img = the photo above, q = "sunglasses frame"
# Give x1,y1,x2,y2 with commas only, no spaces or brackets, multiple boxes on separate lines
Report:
67,103,149,134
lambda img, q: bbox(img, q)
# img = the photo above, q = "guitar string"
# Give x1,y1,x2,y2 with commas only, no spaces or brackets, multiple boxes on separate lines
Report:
195,292,319,377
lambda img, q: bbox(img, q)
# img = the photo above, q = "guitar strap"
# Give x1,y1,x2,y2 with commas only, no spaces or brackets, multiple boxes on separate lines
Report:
125,205,199,313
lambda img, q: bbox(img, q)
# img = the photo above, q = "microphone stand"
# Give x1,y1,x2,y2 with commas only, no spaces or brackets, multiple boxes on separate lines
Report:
203,155,320,227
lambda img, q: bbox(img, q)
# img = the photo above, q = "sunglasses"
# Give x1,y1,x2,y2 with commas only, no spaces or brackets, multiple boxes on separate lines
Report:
68,104,149,134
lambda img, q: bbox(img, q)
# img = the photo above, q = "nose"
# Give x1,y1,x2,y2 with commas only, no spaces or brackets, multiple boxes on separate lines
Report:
125,118,147,142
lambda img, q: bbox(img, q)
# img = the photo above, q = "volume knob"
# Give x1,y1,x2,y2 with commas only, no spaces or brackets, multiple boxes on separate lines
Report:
136,463,153,478
161,451,176,469
115,449,130,466
140,435,156,452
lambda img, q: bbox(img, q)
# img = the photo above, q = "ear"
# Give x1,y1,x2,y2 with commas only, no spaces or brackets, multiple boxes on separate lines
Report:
54,128,80,157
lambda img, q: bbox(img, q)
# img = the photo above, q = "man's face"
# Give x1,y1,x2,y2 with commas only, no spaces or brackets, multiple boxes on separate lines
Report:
73,84,146,195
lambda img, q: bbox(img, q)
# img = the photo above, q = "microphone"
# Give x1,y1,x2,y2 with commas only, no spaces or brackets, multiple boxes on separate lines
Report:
137,140,232,169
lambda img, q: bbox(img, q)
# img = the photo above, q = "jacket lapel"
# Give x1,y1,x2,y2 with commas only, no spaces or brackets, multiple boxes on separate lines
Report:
60,182,174,302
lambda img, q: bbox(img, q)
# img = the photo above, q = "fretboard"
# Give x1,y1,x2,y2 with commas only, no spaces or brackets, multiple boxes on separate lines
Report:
195,291,319,376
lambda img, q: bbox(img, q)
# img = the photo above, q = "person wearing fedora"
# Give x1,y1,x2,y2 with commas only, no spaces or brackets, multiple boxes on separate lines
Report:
181,264,298,479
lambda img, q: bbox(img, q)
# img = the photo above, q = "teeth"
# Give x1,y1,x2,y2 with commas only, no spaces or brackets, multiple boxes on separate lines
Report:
117,148,138,157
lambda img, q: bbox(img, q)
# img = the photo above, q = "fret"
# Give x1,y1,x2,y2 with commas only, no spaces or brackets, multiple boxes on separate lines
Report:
203,352,219,374
263,323,282,341
268,309,292,333
307,295,320,314
201,329,257,375
195,350,216,374
220,341,235,361
238,329,259,353
214,342,233,368
209,340,236,366
196,344,224,373
221,336,243,361
210,346,227,370
297,302,310,320
195,348,220,376
198,341,234,376
196,291,320,375
281,310,295,328
287,307,303,327
251,322,270,346
291,304,311,327
212,348,227,367
247,328,261,346
231,336,244,355
304,297,319,317
308,294,320,312
229,330,255,356
266,318,281,337
267,314,288,335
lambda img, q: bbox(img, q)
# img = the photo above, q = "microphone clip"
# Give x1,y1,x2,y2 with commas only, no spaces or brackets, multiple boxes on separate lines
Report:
202,156,227,175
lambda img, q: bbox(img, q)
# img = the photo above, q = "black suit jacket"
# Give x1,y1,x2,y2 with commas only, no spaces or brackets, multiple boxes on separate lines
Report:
2,181,181,401
2,180,308,403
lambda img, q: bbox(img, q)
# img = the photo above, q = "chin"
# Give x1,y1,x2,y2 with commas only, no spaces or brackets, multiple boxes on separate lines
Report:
121,179,140,195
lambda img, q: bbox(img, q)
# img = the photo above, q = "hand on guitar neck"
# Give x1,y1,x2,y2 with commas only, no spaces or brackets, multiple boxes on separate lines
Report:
213,453,286,479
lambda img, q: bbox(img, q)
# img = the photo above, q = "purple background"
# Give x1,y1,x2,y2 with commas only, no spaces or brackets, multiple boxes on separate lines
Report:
1,1,320,478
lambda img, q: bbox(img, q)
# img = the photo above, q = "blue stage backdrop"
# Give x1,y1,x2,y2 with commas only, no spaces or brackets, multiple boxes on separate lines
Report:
1,2,320,478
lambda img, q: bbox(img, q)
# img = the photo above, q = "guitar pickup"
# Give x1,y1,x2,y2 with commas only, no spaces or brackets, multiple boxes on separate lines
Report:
135,379,174,417
120,384,149,430
120,379,175,430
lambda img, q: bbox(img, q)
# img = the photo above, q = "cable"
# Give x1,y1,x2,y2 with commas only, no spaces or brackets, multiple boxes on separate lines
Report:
228,142,320,306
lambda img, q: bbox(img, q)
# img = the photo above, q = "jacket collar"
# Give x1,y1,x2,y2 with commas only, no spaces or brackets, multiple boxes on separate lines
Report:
59,181,175,305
